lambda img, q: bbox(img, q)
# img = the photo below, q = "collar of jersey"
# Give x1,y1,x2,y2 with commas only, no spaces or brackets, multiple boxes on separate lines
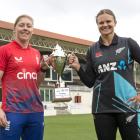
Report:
12,40,31,50
99,33,118,47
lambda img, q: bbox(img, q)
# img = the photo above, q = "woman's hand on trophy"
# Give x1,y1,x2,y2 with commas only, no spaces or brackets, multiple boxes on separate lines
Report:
48,54,56,69
40,55,54,72
40,55,49,72
68,53,80,71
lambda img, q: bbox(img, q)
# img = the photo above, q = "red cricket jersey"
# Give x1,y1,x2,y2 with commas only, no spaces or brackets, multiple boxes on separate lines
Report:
0,41,43,113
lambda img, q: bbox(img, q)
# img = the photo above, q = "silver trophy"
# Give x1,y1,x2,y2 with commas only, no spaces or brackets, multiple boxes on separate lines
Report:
52,44,72,102
52,44,67,87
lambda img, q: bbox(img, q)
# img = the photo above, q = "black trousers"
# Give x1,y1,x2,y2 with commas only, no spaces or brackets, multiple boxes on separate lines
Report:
93,113,138,140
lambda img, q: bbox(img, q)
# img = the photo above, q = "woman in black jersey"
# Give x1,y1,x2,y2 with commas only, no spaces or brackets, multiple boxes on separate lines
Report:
68,9,140,140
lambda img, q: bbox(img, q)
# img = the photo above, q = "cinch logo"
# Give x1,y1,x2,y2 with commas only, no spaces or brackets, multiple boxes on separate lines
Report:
17,72,37,79
98,62,117,73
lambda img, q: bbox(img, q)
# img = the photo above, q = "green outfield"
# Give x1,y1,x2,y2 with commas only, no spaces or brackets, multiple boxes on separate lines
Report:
44,114,121,140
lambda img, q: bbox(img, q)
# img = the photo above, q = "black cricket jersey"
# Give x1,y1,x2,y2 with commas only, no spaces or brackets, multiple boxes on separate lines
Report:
78,34,140,113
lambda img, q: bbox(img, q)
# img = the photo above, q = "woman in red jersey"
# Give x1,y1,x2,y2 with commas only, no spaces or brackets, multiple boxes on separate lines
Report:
0,15,52,140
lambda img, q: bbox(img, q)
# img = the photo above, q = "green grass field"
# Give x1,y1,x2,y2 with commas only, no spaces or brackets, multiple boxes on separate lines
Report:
44,114,121,140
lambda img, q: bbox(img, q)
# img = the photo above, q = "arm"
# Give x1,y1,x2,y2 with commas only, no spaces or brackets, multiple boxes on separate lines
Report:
0,70,8,127
0,46,9,127
69,48,96,88
37,71,46,87
77,65,96,88
37,58,49,87
37,55,54,87
128,38,140,63
77,48,96,88
128,38,140,103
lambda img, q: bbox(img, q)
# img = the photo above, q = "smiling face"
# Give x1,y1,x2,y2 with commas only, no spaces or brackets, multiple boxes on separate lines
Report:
14,16,33,44
96,13,116,37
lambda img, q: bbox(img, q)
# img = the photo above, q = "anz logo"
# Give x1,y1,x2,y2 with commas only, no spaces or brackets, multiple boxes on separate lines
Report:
98,60,127,73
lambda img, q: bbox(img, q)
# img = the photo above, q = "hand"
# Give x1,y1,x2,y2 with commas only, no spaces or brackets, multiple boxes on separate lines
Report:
40,55,50,71
0,108,8,127
40,55,55,71
129,94,140,103
48,55,55,69
68,53,80,71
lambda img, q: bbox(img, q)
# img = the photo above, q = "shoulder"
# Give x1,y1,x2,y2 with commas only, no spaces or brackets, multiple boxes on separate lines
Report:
86,42,99,57
89,42,98,50
118,36,137,44
30,47,41,57
88,42,100,55
0,42,14,55
117,36,139,48
121,36,139,47
127,37,138,45
0,42,13,49
117,36,129,43
30,47,40,53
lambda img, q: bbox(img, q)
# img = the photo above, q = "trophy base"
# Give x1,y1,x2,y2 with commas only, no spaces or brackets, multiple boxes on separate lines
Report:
52,87,72,102
52,97,72,102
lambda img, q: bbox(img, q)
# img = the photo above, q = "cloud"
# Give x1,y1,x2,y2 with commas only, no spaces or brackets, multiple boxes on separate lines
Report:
0,0,140,43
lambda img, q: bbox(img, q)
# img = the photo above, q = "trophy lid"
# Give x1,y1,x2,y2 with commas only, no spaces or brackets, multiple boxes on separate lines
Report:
52,44,65,57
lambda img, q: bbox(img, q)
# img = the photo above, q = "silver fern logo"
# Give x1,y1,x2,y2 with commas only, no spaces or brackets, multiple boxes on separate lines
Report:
126,114,136,123
115,47,125,55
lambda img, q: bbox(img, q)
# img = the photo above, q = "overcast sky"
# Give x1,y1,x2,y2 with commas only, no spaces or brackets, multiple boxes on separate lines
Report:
0,0,140,43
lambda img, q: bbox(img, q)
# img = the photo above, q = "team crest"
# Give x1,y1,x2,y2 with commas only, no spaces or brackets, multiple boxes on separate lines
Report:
95,52,102,58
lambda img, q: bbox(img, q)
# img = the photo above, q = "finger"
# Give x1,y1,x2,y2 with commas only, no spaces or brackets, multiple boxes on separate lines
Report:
130,98,136,102
71,52,75,56
67,53,71,58
0,119,7,127
129,96,140,103
128,97,135,101
67,52,75,58
68,64,73,68
0,120,3,127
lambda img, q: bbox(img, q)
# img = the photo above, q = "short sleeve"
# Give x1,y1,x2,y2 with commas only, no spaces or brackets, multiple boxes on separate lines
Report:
0,46,9,71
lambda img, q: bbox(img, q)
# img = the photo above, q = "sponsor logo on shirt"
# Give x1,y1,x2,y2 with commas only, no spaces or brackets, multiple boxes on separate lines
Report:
98,62,117,73
115,47,125,55
126,114,136,123
98,60,127,73
14,56,23,63
95,52,102,58
17,69,37,80
118,60,126,70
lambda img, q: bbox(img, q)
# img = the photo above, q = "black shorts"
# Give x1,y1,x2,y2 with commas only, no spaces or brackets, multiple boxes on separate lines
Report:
93,113,139,140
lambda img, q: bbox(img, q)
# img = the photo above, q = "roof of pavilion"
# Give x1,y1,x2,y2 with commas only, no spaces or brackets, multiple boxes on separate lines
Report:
0,20,94,55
